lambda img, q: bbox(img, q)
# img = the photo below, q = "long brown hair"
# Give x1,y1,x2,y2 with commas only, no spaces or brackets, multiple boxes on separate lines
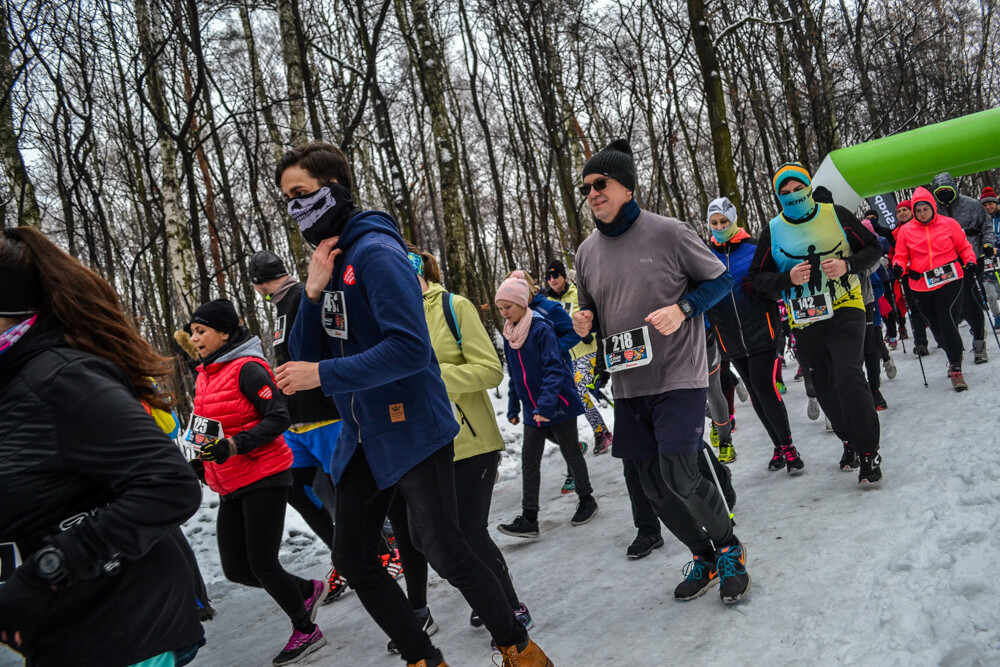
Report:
0,227,175,409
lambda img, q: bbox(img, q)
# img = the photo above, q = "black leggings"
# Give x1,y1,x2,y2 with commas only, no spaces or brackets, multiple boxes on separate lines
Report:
289,466,335,549
217,485,314,631
863,304,887,392
636,452,735,558
394,451,521,611
730,351,792,448
794,308,880,454
913,279,965,366
903,281,929,346
961,273,986,341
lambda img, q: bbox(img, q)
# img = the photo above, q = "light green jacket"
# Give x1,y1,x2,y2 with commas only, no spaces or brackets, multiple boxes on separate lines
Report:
423,282,505,461
546,282,598,360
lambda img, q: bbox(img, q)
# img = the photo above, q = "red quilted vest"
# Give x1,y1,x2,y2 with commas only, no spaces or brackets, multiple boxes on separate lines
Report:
194,355,292,495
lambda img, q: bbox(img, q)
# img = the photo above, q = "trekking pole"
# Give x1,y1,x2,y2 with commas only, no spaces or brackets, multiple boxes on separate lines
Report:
907,303,929,387
702,448,735,524
973,271,1000,352
585,381,614,408
887,276,907,354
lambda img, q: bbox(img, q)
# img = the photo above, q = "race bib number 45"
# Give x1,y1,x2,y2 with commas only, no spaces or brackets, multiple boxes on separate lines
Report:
789,293,833,324
603,326,653,373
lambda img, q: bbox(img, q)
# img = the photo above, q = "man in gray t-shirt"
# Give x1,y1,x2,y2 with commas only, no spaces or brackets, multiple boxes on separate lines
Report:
572,139,751,604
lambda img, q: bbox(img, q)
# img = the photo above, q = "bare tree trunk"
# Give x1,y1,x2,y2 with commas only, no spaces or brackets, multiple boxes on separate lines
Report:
0,17,41,227
277,0,307,146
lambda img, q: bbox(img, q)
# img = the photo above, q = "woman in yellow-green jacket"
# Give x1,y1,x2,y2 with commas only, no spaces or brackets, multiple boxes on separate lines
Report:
382,246,530,651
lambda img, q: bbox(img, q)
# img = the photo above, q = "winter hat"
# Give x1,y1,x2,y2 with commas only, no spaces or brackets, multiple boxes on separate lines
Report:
545,259,567,280
190,298,240,335
495,271,530,309
981,187,998,205
249,250,288,285
582,139,636,192
863,209,879,220
772,162,812,196
706,197,738,226
896,200,912,211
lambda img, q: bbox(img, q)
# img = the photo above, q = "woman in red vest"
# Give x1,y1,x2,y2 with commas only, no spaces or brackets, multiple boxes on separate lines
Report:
188,298,327,666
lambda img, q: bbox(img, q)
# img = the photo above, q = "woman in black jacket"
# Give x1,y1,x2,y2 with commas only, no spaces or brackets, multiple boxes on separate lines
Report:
0,227,204,667
703,198,801,474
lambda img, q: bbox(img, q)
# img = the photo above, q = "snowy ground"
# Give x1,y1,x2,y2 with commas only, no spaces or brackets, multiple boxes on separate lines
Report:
4,329,1000,666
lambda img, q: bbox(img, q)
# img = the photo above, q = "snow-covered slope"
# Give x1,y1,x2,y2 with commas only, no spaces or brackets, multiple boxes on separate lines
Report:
4,330,999,666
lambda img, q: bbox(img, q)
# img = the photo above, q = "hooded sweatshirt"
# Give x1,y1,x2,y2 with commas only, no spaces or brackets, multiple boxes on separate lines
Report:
931,172,995,256
288,210,460,490
892,186,976,292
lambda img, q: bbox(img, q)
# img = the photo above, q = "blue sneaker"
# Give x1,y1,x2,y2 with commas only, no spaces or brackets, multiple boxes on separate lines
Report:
716,541,750,604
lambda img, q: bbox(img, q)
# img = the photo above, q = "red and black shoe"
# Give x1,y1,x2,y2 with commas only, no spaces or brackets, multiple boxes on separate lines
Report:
325,566,348,603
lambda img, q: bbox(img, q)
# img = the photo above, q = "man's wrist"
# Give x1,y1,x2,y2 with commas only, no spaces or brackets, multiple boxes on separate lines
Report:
677,299,694,320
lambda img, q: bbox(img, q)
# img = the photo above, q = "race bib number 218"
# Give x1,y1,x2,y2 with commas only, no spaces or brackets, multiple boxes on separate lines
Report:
603,325,653,373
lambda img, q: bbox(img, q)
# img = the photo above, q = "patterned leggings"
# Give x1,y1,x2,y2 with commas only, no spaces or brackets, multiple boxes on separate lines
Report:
572,352,609,435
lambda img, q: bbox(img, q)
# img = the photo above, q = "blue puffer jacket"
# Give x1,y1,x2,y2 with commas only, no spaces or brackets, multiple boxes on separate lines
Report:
505,312,586,425
289,210,460,490
706,228,780,359
529,292,580,369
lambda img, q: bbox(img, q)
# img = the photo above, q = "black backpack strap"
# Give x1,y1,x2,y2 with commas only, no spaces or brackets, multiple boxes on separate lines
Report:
442,291,462,349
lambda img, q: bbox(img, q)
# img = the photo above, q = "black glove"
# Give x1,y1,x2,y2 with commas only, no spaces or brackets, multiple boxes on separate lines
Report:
200,438,234,464
892,265,904,280
582,333,594,345
965,261,980,277
983,245,995,258
0,562,57,652
189,458,206,484
592,368,610,390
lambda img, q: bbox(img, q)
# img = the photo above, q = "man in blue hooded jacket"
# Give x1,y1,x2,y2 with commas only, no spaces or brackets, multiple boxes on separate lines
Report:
273,142,551,667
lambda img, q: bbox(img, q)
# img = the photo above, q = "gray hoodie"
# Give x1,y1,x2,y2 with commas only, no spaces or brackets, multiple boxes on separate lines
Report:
931,172,995,256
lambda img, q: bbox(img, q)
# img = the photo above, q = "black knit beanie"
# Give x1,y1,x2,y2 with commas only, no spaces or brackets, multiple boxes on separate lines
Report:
582,139,636,192
190,298,240,335
545,259,566,280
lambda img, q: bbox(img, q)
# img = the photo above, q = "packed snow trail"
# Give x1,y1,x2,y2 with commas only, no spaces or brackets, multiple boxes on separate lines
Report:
3,332,998,666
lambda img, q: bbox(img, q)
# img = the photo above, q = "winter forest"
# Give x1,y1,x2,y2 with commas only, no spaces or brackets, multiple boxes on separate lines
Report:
3,0,999,408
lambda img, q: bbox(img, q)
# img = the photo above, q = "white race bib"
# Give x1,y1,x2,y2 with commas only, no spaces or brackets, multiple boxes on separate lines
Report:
185,413,223,451
603,325,653,373
789,293,834,324
923,262,960,288
273,314,287,345
322,290,349,340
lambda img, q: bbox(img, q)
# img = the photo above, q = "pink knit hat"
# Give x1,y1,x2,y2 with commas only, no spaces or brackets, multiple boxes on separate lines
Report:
495,270,530,308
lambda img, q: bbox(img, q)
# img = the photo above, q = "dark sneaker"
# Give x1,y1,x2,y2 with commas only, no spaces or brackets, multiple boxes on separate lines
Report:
873,389,888,411
974,340,989,364
626,533,664,559
673,555,719,600
388,608,438,653
325,566,348,603
859,452,883,485
716,542,751,604
767,444,785,471
470,609,483,627
560,474,575,494
840,443,859,471
571,496,599,525
513,602,534,630
593,430,613,456
784,443,804,474
303,579,329,622
913,344,929,356
498,515,539,539
273,626,326,666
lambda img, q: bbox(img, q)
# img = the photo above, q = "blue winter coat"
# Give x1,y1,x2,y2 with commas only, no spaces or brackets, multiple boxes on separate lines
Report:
529,292,580,369
288,211,460,490
505,312,586,425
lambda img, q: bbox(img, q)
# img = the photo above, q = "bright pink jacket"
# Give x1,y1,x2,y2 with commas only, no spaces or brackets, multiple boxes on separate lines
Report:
893,187,976,292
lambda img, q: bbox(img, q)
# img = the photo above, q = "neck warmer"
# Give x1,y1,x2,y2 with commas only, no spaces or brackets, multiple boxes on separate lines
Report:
711,223,739,244
267,276,300,304
503,309,536,350
595,199,641,237
408,252,424,277
778,185,818,222
287,182,360,246
0,315,37,357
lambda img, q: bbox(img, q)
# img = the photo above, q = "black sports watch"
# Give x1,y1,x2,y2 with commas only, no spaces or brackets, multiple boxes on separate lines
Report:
678,299,694,320
35,545,69,585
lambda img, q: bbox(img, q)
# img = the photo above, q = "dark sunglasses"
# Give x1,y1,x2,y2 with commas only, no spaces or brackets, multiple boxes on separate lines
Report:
578,177,614,197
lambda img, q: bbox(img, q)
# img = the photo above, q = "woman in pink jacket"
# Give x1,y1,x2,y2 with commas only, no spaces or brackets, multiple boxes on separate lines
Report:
892,187,977,391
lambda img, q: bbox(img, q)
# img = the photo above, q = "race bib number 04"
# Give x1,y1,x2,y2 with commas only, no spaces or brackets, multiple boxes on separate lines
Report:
323,290,349,340
603,325,653,373
924,262,960,288
789,293,834,324
185,414,223,451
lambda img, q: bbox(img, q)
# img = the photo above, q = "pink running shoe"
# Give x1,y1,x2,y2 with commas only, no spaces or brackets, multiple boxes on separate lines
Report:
303,579,329,622
593,430,613,456
273,626,326,666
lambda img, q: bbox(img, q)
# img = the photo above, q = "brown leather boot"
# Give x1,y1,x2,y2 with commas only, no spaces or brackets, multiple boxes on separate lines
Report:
406,658,448,667
495,639,554,666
